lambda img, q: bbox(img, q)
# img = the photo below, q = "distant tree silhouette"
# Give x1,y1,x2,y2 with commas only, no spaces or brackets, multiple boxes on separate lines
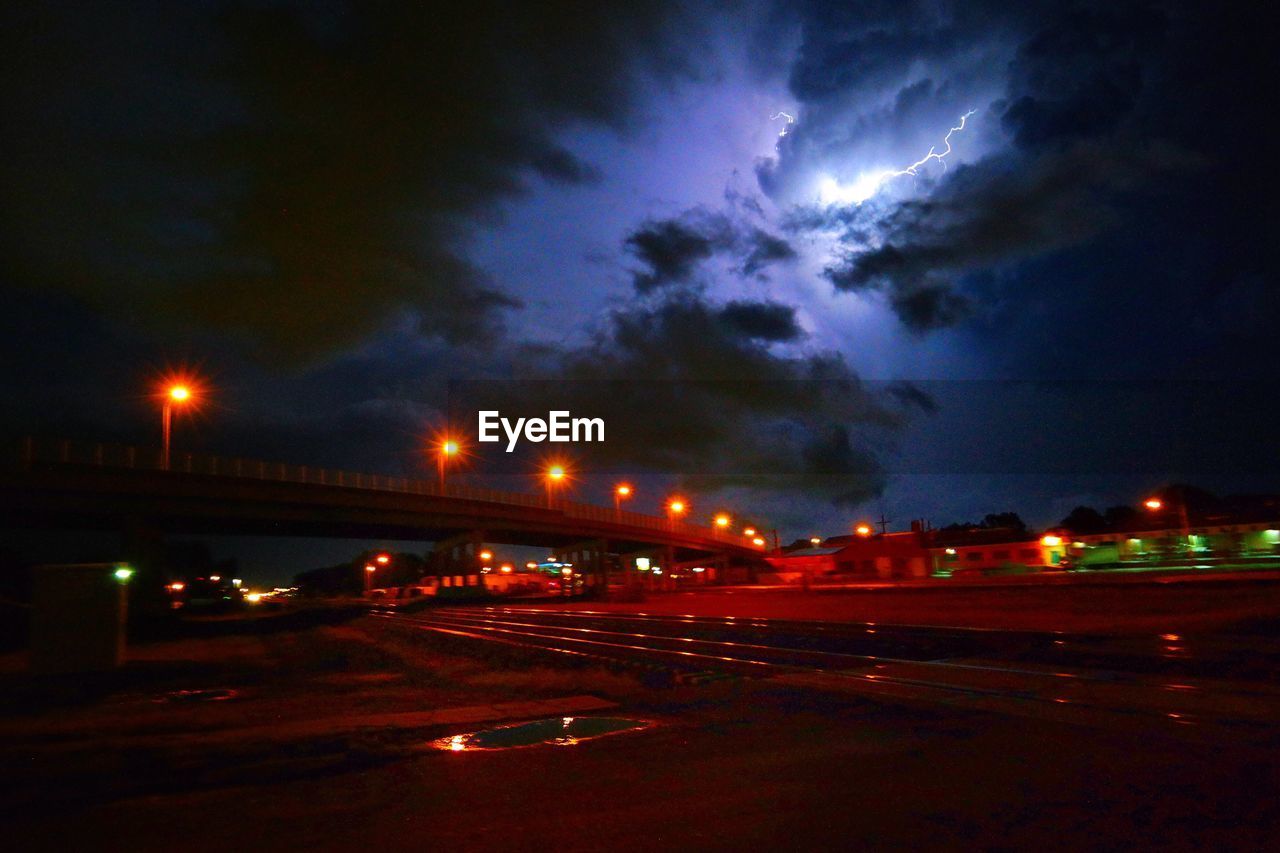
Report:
1102,505,1140,529
1060,506,1107,533
1152,483,1219,510
941,512,1027,533
982,512,1027,532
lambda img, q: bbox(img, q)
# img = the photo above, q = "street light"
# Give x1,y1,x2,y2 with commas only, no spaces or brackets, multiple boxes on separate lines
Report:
855,523,873,537
479,550,493,562
375,553,391,565
714,513,731,529
614,483,632,518
161,383,194,471
1144,494,1192,562
752,536,766,547
437,438,460,490
810,537,821,546
545,464,567,506
363,563,376,594
743,526,756,537
667,498,687,525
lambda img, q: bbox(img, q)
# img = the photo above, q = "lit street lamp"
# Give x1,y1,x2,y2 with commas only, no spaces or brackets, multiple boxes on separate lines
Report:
545,464,567,507
1144,494,1193,562
714,513,731,530
615,483,632,518
363,563,376,594
161,384,193,470
437,438,459,490
667,498,686,527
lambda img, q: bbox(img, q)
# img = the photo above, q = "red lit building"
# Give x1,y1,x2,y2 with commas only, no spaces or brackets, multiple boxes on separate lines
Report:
765,529,932,580
766,524,1066,581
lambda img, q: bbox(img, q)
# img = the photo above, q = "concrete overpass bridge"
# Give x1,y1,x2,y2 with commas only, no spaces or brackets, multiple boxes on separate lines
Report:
1,438,768,592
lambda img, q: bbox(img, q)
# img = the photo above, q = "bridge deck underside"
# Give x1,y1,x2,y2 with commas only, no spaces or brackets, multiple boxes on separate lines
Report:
1,465,760,562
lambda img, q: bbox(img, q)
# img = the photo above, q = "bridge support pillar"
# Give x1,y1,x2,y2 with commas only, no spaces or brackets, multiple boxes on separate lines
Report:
562,538,608,596
120,518,167,614
618,547,668,592
673,552,729,585
429,530,486,590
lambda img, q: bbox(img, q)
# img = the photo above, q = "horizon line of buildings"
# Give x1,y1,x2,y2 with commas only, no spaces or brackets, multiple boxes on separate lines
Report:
767,497,1280,581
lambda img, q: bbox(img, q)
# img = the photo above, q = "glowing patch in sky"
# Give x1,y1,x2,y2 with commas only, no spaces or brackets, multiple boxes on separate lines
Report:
818,110,976,206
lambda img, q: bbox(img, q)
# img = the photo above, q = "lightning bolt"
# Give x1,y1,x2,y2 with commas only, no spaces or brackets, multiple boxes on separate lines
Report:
889,109,976,178
819,109,976,205
770,111,795,138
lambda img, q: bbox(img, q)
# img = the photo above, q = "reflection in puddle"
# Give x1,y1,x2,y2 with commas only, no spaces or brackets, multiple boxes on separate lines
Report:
155,688,239,703
433,716,652,751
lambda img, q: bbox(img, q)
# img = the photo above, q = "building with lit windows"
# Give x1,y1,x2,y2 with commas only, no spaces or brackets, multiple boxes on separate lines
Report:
928,531,1064,576
1067,521,1280,570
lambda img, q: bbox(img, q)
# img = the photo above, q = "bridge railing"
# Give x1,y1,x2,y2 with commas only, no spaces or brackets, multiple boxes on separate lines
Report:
14,437,759,548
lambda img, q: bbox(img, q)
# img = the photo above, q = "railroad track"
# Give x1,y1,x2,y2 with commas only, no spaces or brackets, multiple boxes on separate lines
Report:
371,605,1280,738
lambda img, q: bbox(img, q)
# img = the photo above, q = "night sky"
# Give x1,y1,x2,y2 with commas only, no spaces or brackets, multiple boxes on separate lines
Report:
3,1,1277,576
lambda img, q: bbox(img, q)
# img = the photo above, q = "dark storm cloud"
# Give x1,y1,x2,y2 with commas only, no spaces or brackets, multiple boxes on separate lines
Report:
0,0,701,361
816,138,1193,329
529,148,604,186
451,293,915,507
1000,6,1166,150
626,216,727,293
717,300,804,342
889,286,970,332
624,209,796,292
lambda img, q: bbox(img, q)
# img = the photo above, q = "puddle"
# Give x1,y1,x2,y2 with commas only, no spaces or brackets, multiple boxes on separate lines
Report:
155,688,239,703
432,716,651,751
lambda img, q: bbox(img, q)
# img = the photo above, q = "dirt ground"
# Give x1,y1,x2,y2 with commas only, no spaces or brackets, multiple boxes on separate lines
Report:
4,586,1280,851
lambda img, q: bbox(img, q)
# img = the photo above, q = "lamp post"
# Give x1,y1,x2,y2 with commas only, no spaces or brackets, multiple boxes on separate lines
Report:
614,484,632,520
667,498,686,529
437,438,459,491
1144,495,1193,564
545,464,566,507
161,384,192,471
363,563,376,594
